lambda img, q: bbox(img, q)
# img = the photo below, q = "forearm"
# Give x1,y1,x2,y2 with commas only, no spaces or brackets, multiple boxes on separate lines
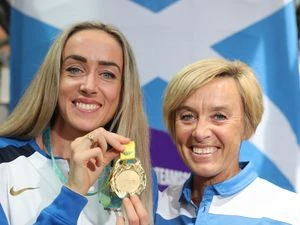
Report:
34,186,88,225
0,204,8,225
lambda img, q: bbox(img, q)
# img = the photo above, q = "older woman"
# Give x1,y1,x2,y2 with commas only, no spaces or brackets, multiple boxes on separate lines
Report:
155,58,300,224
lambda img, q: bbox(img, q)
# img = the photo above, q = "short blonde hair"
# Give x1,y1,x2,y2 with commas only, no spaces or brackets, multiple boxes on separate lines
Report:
163,58,264,140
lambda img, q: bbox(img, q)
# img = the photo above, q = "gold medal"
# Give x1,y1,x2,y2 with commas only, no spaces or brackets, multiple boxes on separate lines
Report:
110,141,146,198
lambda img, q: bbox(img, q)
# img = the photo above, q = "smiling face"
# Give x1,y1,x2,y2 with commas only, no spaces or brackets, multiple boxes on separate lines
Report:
175,77,246,185
55,29,123,135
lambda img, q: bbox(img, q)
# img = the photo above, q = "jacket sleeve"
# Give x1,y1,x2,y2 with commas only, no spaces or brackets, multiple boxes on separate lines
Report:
151,169,159,220
34,186,88,225
0,204,9,225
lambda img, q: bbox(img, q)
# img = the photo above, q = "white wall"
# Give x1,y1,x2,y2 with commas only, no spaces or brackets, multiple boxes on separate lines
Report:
0,66,9,123
0,104,8,123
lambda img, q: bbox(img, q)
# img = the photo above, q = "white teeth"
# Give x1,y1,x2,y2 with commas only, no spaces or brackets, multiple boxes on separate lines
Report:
76,102,99,111
193,147,217,155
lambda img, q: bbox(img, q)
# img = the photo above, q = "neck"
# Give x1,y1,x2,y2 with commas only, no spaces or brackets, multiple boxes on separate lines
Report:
191,165,241,205
191,179,205,206
49,118,90,159
39,126,76,160
49,127,72,159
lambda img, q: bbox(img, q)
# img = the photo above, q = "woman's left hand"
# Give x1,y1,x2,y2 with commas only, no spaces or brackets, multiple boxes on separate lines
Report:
116,194,150,225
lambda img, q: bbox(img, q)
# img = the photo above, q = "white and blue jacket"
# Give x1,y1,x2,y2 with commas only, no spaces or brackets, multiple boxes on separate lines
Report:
155,162,300,225
0,137,158,225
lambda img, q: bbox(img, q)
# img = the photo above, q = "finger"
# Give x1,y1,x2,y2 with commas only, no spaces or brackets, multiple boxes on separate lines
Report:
71,134,98,153
128,195,149,224
91,147,103,167
87,147,120,168
93,128,130,152
74,145,119,169
74,130,107,151
86,133,97,148
122,197,140,225
92,132,108,151
71,136,90,152
115,214,125,225
72,147,102,166
95,147,120,167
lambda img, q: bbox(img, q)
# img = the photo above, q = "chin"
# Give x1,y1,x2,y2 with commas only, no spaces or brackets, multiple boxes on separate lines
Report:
193,165,219,177
73,124,99,133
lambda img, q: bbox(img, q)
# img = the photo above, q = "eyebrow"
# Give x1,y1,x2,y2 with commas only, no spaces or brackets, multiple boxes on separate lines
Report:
63,54,122,72
176,105,193,111
176,104,229,113
175,105,195,115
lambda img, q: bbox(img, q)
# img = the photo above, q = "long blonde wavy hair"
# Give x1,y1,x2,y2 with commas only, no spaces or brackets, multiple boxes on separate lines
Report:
0,21,153,222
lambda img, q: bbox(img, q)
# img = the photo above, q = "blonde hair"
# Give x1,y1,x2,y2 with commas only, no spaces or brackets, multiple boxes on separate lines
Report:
163,57,264,141
0,21,153,222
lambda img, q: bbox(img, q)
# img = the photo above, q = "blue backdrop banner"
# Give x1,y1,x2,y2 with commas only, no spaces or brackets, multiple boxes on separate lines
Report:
9,0,300,191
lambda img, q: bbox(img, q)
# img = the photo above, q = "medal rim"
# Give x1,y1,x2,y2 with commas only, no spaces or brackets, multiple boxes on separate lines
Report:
110,159,146,198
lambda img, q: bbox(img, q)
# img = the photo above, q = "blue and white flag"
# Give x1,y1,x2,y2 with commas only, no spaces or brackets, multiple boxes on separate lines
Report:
10,0,300,191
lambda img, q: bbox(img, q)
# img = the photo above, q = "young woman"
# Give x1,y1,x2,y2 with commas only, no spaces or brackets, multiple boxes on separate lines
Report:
0,21,155,225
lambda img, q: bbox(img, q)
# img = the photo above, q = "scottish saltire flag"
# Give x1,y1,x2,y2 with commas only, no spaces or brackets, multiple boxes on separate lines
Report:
10,0,300,191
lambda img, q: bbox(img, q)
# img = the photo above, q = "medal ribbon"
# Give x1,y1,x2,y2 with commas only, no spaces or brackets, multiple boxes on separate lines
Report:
120,141,135,161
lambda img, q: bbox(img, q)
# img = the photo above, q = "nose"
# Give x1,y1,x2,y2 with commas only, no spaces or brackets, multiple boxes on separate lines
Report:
80,73,97,95
192,119,211,141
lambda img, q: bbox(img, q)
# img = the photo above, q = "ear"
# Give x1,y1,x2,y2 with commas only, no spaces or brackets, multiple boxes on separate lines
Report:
242,118,253,140
243,129,252,140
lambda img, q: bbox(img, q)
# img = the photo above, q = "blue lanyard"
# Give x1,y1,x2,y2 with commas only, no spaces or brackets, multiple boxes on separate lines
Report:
43,126,67,184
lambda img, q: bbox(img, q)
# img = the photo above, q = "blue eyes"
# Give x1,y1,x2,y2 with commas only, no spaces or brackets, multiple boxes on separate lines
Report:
101,72,116,79
66,67,82,74
180,113,195,121
65,67,116,80
214,114,226,120
178,112,226,122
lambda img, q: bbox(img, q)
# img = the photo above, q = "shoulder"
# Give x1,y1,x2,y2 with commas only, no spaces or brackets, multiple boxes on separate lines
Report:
157,185,184,213
235,177,300,207
251,177,299,200
0,137,36,164
209,177,300,224
240,177,300,206
159,185,183,201
248,177,300,222
0,137,32,148
156,185,196,223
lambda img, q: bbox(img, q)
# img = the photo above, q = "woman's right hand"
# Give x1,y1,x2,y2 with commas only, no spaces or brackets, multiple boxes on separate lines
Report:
66,127,130,195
